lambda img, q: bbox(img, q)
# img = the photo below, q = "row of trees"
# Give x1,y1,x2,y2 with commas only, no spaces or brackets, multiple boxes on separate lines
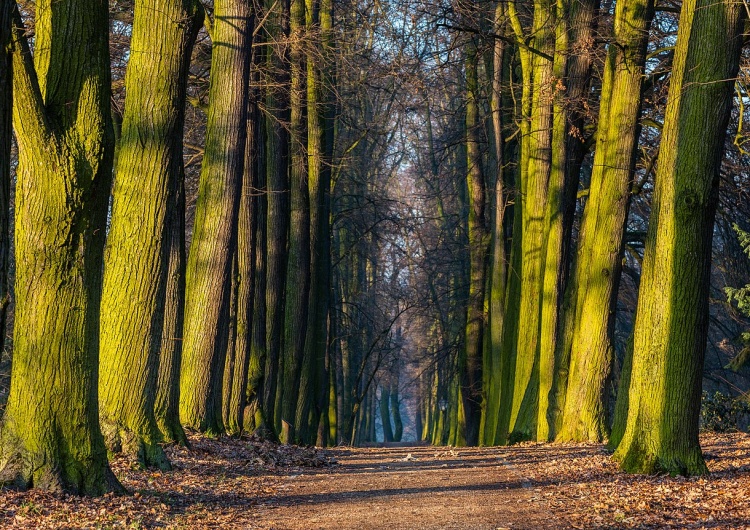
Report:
1,0,749,496
407,0,749,476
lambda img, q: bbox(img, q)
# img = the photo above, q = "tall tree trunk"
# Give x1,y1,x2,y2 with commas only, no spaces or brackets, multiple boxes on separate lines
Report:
537,0,599,441
557,0,653,443
506,0,555,443
180,0,254,434
99,0,202,468
461,35,489,446
262,0,291,433
482,1,507,447
280,0,310,443
0,0,10,354
223,74,259,436
613,0,744,475
0,2,121,493
247,102,270,436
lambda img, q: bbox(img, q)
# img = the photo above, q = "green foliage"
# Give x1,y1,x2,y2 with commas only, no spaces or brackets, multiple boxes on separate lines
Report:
700,391,750,432
725,224,750,370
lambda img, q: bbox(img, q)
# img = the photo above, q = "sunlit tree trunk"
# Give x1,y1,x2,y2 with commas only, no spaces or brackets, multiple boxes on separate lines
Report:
557,0,653,443
0,1,121,493
613,0,744,475
99,0,202,467
180,0,254,434
505,0,555,443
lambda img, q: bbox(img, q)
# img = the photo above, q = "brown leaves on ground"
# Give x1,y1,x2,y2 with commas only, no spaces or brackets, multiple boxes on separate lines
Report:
0,432,747,529
497,432,750,529
0,434,336,529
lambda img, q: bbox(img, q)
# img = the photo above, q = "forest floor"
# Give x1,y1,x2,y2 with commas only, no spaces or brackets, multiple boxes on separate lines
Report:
0,432,749,529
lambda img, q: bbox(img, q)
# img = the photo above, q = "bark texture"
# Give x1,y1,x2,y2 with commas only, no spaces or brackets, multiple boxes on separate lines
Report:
557,0,653,443
99,0,202,467
613,0,744,475
180,0,254,434
0,1,121,493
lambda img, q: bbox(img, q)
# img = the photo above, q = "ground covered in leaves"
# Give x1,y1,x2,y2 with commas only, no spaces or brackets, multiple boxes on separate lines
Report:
0,432,748,529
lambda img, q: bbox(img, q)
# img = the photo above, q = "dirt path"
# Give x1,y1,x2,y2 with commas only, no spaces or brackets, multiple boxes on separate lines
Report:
255,445,554,529
1,432,749,529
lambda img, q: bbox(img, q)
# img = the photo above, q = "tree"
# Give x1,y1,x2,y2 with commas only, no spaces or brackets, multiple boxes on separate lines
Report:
613,0,745,475
0,0,122,493
98,0,203,467
556,0,654,443
180,0,254,434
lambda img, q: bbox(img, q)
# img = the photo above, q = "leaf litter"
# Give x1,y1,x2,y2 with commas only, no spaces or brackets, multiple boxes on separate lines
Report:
0,432,747,529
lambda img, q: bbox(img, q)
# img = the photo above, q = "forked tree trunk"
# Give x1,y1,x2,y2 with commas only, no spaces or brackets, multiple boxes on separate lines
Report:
99,0,202,468
180,0,254,434
0,1,121,494
613,0,744,475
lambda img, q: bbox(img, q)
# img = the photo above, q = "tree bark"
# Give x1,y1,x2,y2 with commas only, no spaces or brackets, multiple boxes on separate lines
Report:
461,35,489,446
613,0,744,475
180,0,254,434
557,0,653,443
0,1,122,493
99,0,202,467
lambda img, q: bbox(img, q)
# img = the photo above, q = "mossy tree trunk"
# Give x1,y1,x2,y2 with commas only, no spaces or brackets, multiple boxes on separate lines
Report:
556,0,653,443
0,1,122,493
180,0,254,434
481,1,507,447
613,0,744,475
505,0,555,443
99,0,202,467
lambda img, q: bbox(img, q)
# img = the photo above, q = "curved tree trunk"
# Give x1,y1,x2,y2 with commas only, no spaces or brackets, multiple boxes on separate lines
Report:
98,0,202,468
0,2,121,494
180,0,254,434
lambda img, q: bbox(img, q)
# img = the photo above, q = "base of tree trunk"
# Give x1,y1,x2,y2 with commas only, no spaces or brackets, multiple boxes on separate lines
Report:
157,418,190,448
0,433,124,495
613,436,708,476
101,421,172,471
